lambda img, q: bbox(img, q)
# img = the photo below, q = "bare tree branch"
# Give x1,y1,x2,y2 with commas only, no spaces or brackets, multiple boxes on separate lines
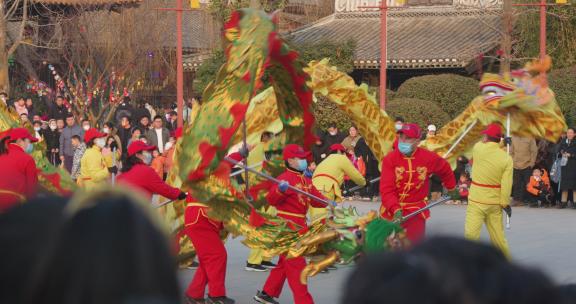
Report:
7,0,28,56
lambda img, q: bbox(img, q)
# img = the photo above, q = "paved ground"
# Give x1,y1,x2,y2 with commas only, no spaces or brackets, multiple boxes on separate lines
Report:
178,201,576,303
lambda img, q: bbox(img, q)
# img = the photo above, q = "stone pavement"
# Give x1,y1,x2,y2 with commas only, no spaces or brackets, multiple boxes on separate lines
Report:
178,201,576,303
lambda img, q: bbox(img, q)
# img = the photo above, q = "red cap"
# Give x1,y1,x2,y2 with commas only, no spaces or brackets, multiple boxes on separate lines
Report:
127,140,156,156
330,143,346,152
84,128,107,143
282,144,310,160
482,123,503,138
1,128,38,143
397,123,422,139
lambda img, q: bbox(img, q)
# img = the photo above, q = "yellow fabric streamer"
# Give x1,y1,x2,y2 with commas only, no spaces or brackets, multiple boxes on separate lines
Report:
305,59,396,162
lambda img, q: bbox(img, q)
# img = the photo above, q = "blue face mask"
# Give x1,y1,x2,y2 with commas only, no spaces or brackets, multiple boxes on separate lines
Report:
297,159,308,171
25,143,34,154
142,152,153,165
398,142,414,156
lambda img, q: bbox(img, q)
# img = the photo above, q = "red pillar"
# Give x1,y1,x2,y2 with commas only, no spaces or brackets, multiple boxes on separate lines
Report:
539,0,547,60
379,3,388,110
176,0,184,128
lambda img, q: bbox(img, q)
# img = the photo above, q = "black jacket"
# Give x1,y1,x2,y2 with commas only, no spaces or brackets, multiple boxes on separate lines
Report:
48,103,68,120
118,126,133,156
43,129,61,151
354,138,380,177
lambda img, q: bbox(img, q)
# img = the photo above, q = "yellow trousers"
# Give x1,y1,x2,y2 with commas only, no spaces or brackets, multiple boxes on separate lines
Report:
464,202,511,259
247,248,273,264
247,206,277,264
308,189,340,223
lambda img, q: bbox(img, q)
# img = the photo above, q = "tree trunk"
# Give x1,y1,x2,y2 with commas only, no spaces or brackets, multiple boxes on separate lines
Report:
0,2,10,94
15,45,39,81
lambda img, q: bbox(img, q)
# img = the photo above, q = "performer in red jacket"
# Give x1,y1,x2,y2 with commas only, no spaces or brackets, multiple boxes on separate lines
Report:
0,128,39,212
183,152,243,304
379,123,456,242
117,141,187,201
254,144,330,304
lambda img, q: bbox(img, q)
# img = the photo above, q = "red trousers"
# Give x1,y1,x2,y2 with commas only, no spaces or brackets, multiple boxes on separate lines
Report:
401,215,426,243
185,206,227,299
263,255,314,304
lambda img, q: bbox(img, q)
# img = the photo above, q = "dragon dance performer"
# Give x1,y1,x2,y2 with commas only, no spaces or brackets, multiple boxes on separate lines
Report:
117,141,188,201
255,144,330,304
464,123,512,258
379,123,456,242
310,143,365,222
0,128,39,212
78,128,116,190
246,132,277,272
183,153,243,304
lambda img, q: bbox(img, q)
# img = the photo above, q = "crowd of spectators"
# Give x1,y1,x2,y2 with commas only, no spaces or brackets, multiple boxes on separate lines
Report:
2,94,192,183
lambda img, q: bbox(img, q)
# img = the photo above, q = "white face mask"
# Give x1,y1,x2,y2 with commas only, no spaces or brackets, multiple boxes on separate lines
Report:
103,128,110,134
83,125,90,131
34,127,41,131
95,137,106,148
49,124,57,130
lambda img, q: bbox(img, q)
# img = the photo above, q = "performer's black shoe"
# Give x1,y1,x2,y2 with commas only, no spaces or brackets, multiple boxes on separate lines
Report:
184,261,200,270
245,263,268,272
185,296,206,304
254,291,279,304
207,296,235,304
261,261,277,269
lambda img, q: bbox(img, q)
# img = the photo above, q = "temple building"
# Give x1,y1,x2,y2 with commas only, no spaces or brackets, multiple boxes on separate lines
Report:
287,0,503,88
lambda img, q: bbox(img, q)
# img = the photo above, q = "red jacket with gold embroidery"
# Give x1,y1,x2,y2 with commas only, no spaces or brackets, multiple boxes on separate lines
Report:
379,147,455,219
266,168,327,228
0,144,38,212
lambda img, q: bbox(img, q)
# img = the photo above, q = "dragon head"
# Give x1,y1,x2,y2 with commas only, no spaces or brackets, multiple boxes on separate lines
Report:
298,208,408,284
480,56,553,106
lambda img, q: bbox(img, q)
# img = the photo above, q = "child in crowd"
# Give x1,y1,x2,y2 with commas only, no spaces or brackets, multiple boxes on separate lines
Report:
70,135,86,182
139,134,149,145
457,173,471,204
163,137,177,175
527,168,552,207
304,161,316,178
150,149,166,180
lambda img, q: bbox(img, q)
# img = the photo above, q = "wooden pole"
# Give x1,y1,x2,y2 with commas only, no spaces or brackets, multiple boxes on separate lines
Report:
359,1,396,110
176,0,184,128
539,0,547,60
500,0,513,74
513,0,568,72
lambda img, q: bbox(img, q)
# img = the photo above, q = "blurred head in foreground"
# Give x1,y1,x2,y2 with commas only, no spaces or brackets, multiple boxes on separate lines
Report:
342,237,560,304
0,189,180,304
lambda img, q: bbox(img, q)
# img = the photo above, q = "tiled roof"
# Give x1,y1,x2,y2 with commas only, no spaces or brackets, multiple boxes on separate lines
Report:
288,8,502,69
32,0,140,6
